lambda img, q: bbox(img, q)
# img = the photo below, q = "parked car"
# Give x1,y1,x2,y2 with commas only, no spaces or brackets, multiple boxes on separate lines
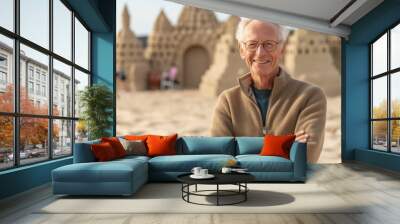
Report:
24,150,33,158
54,149,62,156
8,150,32,160
30,148,47,158
7,153,13,161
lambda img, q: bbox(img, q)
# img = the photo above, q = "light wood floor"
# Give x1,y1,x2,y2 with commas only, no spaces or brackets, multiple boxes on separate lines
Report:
1,162,400,224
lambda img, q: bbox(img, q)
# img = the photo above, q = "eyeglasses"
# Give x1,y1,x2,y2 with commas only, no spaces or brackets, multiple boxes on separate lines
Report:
241,40,281,52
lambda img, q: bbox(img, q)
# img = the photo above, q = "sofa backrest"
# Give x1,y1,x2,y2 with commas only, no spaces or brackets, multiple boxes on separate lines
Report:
176,136,235,155
75,136,270,161
73,139,100,163
235,137,264,155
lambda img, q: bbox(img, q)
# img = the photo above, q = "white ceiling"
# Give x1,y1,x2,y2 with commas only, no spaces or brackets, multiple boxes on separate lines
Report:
225,0,352,22
166,0,384,38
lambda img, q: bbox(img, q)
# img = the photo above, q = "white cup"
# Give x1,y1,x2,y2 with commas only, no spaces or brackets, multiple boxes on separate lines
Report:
191,167,202,176
200,169,208,176
221,167,232,174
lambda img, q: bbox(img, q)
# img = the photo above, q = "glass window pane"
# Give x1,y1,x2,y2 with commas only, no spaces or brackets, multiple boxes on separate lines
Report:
0,116,14,170
53,0,71,60
75,120,88,143
0,0,14,31
75,18,89,70
20,0,49,49
53,59,72,117
20,117,49,165
392,120,400,153
74,69,89,118
20,44,49,115
53,119,72,158
372,77,387,119
391,72,400,118
372,121,388,151
391,24,400,70
372,33,387,76
0,34,14,112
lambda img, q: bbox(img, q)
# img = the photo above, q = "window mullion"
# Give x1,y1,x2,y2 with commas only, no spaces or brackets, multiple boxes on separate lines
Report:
88,31,91,75
49,0,54,160
370,45,373,149
13,0,21,167
387,29,391,152
71,11,76,155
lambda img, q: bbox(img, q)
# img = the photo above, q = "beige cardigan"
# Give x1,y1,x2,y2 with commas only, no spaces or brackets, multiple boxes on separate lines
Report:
210,69,327,163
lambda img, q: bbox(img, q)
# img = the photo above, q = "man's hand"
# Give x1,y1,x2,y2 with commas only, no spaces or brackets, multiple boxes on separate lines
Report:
295,130,309,143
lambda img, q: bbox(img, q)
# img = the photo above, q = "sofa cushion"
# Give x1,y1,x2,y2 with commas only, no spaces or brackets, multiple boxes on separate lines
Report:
101,137,127,158
235,137,264,155
124,135,150,149
236,155,293,172
91,142,118,161
124,135,149,141
52,159,147,183
260,134,296,159
115,155,150,163
176,137,235,155
148,154,235,172
119,138,147,156
147,134,178,157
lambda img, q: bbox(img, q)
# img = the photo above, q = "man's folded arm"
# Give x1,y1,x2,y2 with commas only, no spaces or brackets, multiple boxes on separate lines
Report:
295,87,327,163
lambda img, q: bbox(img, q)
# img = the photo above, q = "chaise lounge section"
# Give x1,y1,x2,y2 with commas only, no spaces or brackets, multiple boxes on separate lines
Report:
52,140,149,196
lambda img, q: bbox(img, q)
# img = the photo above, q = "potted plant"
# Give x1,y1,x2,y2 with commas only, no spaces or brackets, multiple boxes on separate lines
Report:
79,84,113,140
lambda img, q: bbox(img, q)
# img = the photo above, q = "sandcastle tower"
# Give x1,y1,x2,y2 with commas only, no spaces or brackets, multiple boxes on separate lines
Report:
145,6,223,89
283,30,341,97
199,16,248,97
116,5,149,91
145,9,174,72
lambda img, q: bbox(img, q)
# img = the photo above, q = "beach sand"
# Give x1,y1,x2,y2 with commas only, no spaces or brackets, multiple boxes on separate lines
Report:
117,90,341,164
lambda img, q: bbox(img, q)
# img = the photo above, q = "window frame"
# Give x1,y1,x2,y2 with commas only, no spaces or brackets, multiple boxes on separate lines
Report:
0,0,92,171
0,53,8,90
370,20,400,154
0,71,7,86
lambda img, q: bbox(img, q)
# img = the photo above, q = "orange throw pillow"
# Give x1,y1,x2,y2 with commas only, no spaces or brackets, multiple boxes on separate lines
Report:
124,135,149,141
91,142,117,162
260,134,296,159
146,134,178,157
101,137,127,158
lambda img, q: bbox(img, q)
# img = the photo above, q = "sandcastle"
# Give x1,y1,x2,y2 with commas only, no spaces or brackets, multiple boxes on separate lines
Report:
116,5,341,98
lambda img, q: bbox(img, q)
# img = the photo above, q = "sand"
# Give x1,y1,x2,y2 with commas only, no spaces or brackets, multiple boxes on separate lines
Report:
116,89,341,163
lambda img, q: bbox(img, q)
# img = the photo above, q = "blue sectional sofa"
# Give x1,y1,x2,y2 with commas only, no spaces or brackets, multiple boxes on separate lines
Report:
52,136,307,196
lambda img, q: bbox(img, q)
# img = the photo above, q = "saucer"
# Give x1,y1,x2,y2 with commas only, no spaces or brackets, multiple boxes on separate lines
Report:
190,174,215,179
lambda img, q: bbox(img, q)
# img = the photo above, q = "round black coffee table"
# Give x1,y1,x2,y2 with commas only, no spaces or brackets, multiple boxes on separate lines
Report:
177,173,255,206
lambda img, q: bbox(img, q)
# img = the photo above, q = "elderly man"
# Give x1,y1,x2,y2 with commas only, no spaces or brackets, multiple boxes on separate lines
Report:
210,19,327,163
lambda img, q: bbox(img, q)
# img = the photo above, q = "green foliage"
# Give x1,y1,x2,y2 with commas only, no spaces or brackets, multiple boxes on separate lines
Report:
79,84,113,140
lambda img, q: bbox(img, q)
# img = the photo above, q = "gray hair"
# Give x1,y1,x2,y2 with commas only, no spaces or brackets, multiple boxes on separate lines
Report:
235,18,290,42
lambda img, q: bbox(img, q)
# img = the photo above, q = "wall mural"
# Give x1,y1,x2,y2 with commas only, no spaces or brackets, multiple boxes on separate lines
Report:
116,0,341,163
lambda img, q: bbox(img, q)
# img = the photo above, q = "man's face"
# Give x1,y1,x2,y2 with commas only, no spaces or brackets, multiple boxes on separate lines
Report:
239,21,284,78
